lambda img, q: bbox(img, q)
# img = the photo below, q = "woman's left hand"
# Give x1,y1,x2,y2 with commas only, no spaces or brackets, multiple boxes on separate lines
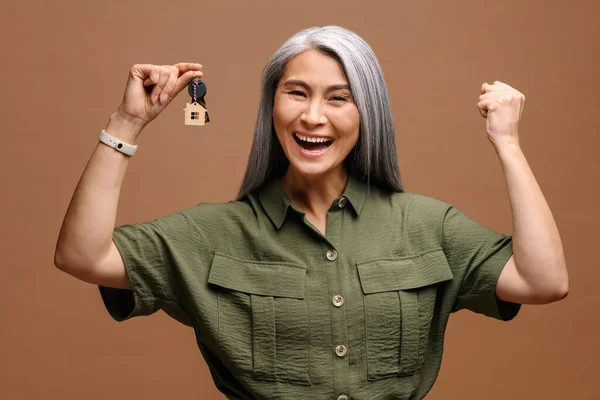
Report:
477,81,525,147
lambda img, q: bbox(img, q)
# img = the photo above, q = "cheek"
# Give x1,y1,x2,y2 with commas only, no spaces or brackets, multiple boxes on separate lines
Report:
333,107,360,140
273,96,298,128
272,97,298,150
272,98,284,128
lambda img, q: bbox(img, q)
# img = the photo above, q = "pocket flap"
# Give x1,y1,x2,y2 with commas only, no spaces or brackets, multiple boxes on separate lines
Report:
208,253,306,299
357,250,453,294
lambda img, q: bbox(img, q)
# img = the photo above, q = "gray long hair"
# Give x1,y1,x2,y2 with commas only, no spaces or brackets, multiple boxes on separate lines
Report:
237,25,404,199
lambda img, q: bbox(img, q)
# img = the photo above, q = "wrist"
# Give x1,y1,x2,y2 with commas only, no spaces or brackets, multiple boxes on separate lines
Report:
492,136,520,154
493,137,525,166
105,110,146,143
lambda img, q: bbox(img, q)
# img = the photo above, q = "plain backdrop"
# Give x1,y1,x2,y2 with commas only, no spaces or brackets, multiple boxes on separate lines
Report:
1,1,599,399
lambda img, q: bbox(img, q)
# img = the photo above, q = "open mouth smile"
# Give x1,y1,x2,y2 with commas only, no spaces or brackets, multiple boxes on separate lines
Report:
293,133,333,156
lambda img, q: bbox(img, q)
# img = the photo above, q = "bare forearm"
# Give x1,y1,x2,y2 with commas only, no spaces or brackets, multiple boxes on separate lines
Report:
54,112,144,270
495,140,568,294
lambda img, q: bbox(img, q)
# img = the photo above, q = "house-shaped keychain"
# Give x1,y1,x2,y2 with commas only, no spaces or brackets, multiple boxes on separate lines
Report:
184,102,209,126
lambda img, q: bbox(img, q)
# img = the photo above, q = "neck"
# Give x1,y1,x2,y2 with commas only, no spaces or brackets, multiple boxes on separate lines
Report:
281,166,349,215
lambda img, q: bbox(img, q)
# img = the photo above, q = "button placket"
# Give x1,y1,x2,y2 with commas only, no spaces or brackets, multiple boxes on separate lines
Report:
322,212,348,395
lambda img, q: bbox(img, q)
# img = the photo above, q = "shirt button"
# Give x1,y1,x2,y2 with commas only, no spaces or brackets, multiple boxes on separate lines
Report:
332,295,344,307
337,196,348,208
337,396,349,400
335,344,347,357
326,249,338,261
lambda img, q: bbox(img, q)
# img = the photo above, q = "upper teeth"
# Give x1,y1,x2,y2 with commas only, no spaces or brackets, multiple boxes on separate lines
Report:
296,133,330,143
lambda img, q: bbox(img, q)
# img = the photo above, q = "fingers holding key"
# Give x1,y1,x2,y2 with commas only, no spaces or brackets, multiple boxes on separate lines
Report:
175,62,203,75
172,62,204,84
172,63,204,94
117,62,204,126
142,64,203,104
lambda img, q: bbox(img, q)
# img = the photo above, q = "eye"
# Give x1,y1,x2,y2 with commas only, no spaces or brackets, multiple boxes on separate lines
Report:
331,95,350,102
289,90,306,97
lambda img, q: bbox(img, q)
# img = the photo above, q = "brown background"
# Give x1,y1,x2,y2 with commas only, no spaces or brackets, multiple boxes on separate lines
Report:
1,0,598,399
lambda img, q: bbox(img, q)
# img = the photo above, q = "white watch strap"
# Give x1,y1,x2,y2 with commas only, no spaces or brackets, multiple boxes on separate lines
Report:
98,130,138,156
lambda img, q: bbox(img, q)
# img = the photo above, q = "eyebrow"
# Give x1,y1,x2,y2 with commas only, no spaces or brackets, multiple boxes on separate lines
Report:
283,79,350,92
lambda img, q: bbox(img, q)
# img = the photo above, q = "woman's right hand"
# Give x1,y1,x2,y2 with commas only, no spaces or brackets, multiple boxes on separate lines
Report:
115,63,204,133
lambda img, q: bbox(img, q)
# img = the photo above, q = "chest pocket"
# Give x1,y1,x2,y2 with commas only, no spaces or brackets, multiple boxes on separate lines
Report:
357,250,453,381
207,253,311,385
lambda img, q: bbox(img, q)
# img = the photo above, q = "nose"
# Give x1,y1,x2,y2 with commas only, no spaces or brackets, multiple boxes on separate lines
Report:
300,99,328,127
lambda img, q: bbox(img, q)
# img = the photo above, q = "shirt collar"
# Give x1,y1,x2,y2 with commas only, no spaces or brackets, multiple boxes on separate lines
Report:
258,175,367,229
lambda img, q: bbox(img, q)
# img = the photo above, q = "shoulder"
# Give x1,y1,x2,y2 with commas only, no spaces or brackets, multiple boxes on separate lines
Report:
391,191,450,212
174,197,260,228
369,189,452,222
359,189,454,248
115,198,259,238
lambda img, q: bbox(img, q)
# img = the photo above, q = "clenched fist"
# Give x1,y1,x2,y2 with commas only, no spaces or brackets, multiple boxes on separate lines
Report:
477,80,525,147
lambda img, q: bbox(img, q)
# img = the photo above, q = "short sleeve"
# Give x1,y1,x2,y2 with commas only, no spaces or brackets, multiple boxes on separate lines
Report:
98,209,197,325
442,205,521,321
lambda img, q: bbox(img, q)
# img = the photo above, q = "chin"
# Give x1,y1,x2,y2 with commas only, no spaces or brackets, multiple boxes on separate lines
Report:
287,158,343,179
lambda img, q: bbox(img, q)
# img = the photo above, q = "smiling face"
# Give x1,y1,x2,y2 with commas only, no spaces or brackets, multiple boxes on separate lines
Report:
273,49,360,181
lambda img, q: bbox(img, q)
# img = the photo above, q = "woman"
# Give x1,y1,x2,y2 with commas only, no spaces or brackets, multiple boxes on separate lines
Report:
54,26,568,399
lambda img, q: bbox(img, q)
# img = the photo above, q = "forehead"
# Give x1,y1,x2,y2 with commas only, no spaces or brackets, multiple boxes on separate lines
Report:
282,49,348,84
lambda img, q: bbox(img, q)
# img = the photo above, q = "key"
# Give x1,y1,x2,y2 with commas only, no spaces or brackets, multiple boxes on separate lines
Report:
188,79,207,104
184,79,210,126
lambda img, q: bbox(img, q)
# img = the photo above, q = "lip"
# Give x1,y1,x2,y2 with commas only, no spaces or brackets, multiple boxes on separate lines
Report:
294,131,334,140
293,131,333,158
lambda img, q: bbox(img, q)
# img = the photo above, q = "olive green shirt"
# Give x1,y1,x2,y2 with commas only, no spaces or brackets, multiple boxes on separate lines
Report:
99,176,520,400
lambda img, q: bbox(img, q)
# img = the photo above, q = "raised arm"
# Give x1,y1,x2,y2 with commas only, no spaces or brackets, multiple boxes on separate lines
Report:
477,80,569,304
54,63,203,289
